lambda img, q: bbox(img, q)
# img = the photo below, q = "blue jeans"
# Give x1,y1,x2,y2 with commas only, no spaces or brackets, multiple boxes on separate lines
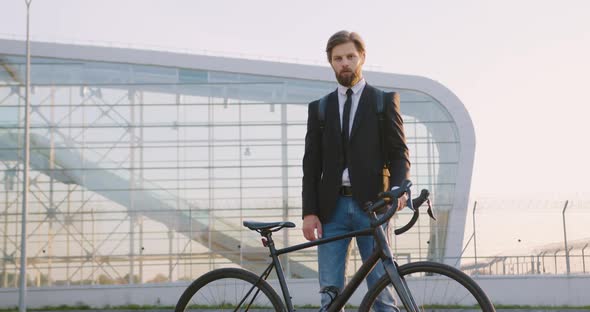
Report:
318,196,398,311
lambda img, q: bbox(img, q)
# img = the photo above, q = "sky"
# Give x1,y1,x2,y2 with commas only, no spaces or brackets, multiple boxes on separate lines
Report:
1,0,590,200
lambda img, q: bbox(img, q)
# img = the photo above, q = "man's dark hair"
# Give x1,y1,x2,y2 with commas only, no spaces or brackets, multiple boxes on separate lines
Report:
325,30,366,62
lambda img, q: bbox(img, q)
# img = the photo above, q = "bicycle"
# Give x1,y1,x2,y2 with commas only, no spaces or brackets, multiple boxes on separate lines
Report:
175,180,495,311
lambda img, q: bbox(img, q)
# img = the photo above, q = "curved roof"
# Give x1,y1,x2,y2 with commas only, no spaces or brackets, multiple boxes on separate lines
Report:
0,37,474,161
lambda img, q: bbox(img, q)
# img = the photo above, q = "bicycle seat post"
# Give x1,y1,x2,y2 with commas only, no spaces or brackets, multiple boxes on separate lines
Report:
260,230,295,311
259,230,274,249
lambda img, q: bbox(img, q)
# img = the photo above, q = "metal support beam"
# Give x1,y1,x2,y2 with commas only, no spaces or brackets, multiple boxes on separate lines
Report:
238,94,244,267
66,86,73,286
139,90,144,283
168,229,174,282
129,89,136,284
2,163,13,288
472,201,478,271
207,93,214,270
280,87,290,277
562,200,570,274
66,183,71,286
582,243,588,274
47,86,56,286
139,217,144,283
129,213,135,284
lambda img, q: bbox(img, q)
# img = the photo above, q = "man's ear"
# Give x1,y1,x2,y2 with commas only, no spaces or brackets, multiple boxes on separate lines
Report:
360,52,366,65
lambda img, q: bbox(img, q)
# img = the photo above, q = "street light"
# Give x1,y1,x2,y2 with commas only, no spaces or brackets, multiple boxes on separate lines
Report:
19,1,33,312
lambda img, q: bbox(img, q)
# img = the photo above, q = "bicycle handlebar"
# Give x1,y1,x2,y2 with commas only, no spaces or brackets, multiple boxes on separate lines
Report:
367,180,412,227
365,180,432,233
394,189,430,235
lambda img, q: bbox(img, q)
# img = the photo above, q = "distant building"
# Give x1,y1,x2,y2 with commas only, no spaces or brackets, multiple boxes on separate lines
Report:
0,39,474,289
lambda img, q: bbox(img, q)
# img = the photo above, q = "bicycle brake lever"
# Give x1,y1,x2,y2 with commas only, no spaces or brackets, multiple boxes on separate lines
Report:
426,199,436,220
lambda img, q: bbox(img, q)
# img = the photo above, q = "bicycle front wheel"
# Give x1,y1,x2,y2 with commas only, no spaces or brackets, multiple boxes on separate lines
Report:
175,268,285,312
360,261,495,312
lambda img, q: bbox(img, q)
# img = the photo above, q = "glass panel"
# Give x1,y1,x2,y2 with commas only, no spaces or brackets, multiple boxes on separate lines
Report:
0,53,467,286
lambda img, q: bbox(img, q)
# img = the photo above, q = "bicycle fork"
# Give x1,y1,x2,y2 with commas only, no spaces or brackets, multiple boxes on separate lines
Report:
382,258,420,312
375,225,421,312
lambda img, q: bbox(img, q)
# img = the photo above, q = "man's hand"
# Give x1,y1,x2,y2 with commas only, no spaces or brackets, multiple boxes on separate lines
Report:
390,186,408,211
302,214,322,241
397,193,408,211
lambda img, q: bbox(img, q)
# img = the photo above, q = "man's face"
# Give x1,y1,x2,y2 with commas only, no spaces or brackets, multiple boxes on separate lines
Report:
329,41,365,87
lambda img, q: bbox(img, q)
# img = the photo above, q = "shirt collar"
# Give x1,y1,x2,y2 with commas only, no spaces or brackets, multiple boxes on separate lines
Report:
337,78,366,96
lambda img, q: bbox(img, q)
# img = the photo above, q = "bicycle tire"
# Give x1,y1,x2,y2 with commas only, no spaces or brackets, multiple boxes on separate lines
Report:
359,261,495,312
175,268,286,312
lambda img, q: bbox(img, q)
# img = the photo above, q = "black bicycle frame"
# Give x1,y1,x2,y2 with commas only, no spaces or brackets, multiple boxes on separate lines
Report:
259,213,420,312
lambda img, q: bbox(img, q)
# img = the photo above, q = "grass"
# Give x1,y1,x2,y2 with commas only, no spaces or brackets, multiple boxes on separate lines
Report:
2,304,590,311
0,304,175,312
495,305,590,310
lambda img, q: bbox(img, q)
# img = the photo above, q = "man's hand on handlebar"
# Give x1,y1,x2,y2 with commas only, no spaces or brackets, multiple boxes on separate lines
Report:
390,186,408,211
397,193,408,211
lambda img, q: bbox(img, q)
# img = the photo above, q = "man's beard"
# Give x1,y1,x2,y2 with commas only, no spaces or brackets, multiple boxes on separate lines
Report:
335,67,362,87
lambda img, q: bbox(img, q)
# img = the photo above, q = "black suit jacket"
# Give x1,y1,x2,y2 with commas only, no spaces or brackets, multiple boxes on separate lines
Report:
302,84,410,223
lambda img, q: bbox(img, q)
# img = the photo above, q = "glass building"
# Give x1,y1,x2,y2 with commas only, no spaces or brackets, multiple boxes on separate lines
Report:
0,39,474,288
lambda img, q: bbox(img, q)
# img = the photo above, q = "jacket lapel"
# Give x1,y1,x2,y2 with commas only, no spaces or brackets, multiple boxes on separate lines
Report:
350,84,373,140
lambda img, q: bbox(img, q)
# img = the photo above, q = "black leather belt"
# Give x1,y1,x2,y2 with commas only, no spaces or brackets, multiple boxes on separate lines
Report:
339,186,353,197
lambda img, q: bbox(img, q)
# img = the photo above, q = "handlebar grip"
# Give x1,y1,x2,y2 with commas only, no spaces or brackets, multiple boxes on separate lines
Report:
370,181,411,227
378,179,412,201
394,189,430,235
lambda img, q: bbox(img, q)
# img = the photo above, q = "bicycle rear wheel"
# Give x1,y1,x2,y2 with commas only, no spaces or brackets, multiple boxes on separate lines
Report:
360,261,495,312
175,268,285,312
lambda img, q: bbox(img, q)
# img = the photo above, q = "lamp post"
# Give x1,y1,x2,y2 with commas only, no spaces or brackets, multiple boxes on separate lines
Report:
562,200,570,274
19,1,33,311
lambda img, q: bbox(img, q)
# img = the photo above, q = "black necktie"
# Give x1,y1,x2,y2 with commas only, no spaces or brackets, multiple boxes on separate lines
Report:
342,88,353,169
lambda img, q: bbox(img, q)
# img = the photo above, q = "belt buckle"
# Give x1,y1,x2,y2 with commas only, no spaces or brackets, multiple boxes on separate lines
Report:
340,186,353,197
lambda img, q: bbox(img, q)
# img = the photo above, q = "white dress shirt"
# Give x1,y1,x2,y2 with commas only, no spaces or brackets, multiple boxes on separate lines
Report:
338,78,366,186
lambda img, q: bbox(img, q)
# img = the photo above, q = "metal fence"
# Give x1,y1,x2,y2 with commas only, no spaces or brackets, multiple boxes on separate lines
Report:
459,198,590,276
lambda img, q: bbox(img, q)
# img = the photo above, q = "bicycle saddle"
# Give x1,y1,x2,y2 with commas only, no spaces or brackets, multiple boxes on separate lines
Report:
243,221,296,232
